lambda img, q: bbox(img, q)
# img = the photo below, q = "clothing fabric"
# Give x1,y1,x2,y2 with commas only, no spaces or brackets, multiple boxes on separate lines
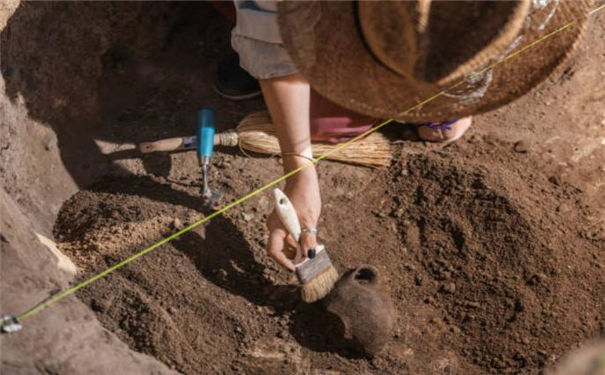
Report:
231,35,298,80
310,91,379,144
232,1,281,44
231,0,297,79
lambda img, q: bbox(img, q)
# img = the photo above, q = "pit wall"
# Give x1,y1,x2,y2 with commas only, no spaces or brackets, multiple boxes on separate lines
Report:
0,1,187,373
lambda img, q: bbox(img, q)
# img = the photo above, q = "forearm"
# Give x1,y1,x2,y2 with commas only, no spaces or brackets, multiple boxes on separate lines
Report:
259,72,313,174
260,72,320,262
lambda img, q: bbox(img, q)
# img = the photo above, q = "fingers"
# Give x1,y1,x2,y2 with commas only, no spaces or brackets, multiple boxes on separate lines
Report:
300,231,318,259
285,234,299,252
267,228,296,272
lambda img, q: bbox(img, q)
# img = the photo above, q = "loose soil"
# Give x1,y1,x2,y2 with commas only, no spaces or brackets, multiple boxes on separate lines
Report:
1,1,602,374
54,137,604,374
19,1,600,374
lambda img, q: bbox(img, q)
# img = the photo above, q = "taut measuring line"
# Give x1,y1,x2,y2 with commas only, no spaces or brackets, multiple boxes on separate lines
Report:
2,3,603,333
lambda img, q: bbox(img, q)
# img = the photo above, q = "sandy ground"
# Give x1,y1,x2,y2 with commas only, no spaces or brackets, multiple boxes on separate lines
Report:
1,2,604,374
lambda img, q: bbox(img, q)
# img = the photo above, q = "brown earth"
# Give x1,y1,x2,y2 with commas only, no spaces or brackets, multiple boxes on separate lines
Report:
2,2,604,375
52,137,604,374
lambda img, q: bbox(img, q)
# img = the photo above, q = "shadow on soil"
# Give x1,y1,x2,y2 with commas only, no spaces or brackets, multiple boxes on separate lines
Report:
76,175,360,358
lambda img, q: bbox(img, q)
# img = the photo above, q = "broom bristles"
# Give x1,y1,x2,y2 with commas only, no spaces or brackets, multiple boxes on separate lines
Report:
232,111,392,168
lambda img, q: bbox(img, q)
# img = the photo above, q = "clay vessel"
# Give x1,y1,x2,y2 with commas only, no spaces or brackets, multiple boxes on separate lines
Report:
324,265,396,357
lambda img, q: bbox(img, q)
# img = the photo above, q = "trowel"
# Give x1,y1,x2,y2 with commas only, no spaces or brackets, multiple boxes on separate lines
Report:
197,108,222,206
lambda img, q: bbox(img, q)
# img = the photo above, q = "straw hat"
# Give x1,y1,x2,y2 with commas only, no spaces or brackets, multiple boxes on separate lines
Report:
278,0,594,122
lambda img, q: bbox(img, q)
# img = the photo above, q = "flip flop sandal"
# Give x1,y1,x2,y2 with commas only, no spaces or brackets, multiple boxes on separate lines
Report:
416,117,472,143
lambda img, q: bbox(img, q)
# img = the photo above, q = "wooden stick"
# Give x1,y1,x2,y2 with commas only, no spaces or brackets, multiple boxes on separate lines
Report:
139,131,238,154
138,112,392,167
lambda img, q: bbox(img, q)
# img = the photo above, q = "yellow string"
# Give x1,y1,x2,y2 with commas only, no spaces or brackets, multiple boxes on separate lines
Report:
15,8,598,322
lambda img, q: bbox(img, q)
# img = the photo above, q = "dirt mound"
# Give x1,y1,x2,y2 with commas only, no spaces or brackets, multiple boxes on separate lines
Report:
387,142,604,372
54,138,604,374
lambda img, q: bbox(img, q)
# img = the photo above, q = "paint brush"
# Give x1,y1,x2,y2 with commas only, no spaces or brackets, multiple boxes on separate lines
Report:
273,188,338,303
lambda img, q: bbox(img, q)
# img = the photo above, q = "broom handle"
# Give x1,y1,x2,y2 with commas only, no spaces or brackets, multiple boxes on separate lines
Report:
139,130,239,153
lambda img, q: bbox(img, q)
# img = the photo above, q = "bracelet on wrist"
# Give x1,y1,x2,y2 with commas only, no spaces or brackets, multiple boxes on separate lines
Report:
281,152,318,167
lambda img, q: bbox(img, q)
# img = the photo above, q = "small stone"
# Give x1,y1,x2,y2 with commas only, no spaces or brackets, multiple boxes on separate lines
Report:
168,306,178,315
257,196,270,210
548,175,562,186
463,313,476,322
257,237,268,247
491,358,506,369
441,283,456,294
43,139,53,151
171,218,183,230
215,268,228,281
466,301,481,309
242,212,254,222
90,298,108,313
373,209,386,218
403,263,416,271
216,160,231,169
513,140,530,153
429,317,445,328
527,273,546,286
414,274,423,286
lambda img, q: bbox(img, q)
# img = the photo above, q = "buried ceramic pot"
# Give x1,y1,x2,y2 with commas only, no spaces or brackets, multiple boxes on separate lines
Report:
324,264,396,357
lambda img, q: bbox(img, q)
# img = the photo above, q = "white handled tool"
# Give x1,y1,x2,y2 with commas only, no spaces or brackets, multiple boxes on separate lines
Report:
272,188,337,302
273,188,325,266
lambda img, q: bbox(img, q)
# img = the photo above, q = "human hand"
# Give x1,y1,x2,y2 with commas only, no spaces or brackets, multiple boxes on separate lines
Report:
266,166,321,272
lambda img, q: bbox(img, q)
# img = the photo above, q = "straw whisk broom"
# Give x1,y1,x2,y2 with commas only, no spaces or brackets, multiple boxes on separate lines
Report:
139,111,392,168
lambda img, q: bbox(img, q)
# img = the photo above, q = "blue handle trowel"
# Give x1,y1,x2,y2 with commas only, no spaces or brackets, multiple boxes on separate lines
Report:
197,108,222,205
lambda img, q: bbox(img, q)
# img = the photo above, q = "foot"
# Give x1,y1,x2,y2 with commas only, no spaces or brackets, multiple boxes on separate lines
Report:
416,116,472,143
213,52,261,101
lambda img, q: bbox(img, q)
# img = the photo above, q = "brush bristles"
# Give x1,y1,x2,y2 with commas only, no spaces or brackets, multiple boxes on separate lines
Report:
300,265,339,303
230,112,392,168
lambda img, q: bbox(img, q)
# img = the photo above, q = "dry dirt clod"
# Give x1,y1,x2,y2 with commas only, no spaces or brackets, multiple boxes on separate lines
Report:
527,273,547,286
90,298,109,313
170,217,183,230
513,140,530,153
440,283,456,294
414,274,423,286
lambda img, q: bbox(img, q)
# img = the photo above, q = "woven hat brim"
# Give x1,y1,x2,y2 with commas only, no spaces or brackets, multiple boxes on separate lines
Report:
278,1,593,122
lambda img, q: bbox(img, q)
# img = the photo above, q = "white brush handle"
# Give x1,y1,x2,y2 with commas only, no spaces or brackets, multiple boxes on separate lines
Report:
273,188,303,264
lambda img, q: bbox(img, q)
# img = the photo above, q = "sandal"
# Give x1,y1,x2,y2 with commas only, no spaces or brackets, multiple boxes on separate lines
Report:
417,116,472,143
